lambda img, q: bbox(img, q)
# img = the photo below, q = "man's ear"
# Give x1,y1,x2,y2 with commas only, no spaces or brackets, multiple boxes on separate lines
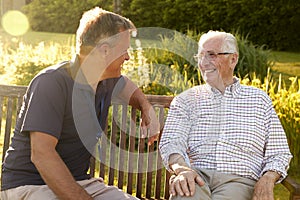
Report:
230,53,238,70
232,53,238,63
231,53,239,64
97,43,110,56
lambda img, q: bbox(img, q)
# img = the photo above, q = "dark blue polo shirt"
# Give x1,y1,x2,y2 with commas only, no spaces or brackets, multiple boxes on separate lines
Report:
1,58,124,191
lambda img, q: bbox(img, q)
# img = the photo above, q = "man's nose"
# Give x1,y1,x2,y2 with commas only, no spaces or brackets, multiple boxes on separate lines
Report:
123,52,130,61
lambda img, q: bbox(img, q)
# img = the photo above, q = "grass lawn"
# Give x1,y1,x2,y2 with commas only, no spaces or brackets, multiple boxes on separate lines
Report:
0,29,75,46
0,30,299,199
270,51,300,83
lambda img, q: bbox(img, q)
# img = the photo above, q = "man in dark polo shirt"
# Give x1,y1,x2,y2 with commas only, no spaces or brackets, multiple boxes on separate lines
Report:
1,7,158,200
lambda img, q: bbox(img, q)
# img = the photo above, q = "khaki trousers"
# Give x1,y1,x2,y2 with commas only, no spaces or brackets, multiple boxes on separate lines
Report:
1,178,139,200
170,169,256,200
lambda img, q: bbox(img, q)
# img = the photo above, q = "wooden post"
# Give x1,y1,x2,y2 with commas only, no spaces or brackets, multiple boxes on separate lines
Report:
113,0,121,14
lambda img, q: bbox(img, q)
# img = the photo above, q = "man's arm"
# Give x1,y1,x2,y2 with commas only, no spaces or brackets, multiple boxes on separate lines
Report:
129,86,160,144
169,153,192,174
168,153,204,197
30,131,92,200
128,85,150,111
251,99,292,200
252,171,281,200
116,76,160,144
116,76,149,111
112,76,145,108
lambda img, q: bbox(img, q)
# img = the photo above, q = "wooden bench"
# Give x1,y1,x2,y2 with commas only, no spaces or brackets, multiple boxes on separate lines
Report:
0,84,299,200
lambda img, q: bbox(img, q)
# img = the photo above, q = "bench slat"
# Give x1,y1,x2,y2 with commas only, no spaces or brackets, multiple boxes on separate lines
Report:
146,144,154,198
2,97,13,162
99,125,108,179
155,106,167,199
0,85,27,98
108,105,118,185
117,105,127,189
0,97,3,137
126,107,137,194
136,137,145,198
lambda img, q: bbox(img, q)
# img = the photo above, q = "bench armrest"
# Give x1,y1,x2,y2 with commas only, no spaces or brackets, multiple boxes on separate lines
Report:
282,176,300,200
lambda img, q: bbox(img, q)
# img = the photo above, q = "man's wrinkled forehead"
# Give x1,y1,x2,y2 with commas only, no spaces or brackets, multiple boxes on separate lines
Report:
198,35,223,52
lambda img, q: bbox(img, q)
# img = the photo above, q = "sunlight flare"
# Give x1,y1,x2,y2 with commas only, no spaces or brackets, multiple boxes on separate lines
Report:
1,10,29,36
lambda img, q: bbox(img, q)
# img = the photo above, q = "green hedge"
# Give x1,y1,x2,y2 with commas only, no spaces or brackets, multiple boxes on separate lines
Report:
123,0,300,51
22,0,300,51
22,0,112,33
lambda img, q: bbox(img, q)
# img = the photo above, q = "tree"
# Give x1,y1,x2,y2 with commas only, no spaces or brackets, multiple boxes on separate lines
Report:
22,0,113,33
22,0,299,50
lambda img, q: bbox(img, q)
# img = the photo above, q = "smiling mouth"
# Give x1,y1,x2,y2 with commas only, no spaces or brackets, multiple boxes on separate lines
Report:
205,69,216,73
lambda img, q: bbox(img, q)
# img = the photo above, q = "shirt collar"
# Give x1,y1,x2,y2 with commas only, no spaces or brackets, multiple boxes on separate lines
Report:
205,77,241,98
226,77,241,98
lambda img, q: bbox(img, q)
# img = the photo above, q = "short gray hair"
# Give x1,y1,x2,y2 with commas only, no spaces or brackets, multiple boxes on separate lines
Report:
199,30,239,54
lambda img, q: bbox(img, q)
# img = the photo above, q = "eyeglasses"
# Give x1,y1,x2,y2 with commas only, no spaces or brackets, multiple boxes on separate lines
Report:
194,52,234,62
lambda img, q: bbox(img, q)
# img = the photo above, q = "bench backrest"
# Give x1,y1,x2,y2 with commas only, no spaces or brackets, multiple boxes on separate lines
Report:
0,85,27,162
0,84,173,199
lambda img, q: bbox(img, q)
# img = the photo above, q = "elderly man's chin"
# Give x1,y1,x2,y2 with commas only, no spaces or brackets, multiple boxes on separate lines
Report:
203,72,224,91
202,69,216,81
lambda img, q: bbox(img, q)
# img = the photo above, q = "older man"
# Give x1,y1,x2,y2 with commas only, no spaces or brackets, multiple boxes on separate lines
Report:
159,30,292,200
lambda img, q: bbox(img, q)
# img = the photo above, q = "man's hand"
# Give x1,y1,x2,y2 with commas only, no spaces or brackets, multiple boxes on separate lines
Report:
252,171,280,200
140,103,160,145
169,154,205,197
122,76,160,145
169,168,204,197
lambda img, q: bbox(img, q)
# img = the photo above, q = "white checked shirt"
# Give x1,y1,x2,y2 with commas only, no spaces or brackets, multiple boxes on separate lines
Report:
159,78,292,182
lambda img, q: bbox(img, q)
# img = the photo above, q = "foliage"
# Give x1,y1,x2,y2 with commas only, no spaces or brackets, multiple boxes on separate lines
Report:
22,0,299,50
141,30,201,89
0,39,74,85
235,33,274,81
122,0,300,51
270,76,300,172
22,0,112,33
122,39,201,96
121,0,166,28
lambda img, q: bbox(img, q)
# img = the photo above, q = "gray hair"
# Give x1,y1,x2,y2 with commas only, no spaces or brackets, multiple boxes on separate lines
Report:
199,30,239,54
